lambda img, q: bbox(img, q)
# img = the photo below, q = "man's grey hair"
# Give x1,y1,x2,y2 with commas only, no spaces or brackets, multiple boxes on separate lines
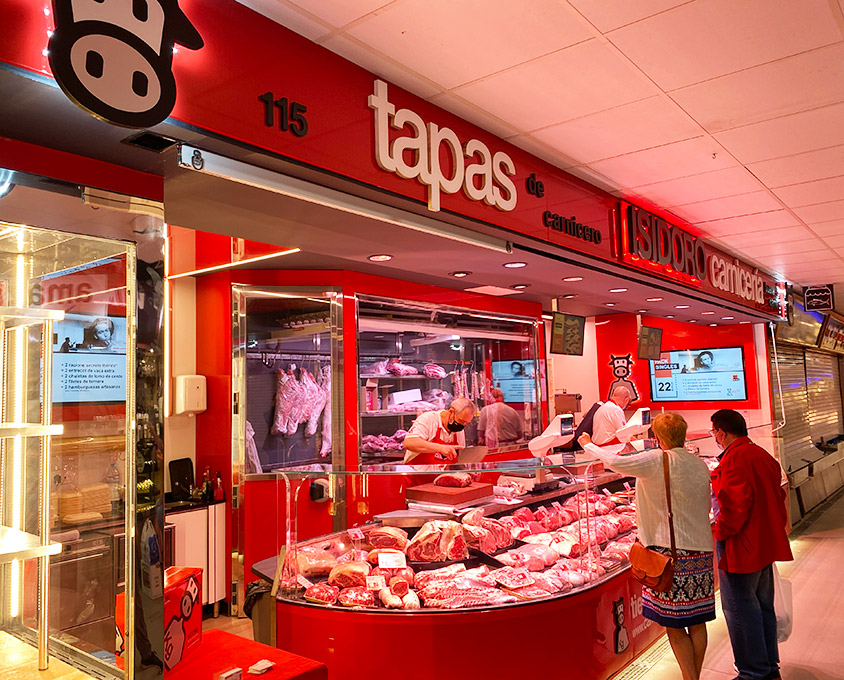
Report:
611,386,631,401
450,397,478,416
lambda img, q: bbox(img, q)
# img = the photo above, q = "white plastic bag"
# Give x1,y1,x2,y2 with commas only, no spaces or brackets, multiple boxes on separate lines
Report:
773,563,793,643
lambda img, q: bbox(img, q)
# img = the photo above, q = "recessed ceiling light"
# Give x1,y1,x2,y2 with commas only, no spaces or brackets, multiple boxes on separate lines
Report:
646,297,663,302
709,323,718,327
503,261,527,268
510,283,530,290
605,302,616,307
740,321,751,324
562,276,583,282
701,311,715,315
666,315,675,318
541,314,554,320
609,288,628,293
368,254,392,262
449,271,472,278
675,305,690,309
721,316,734,320
637,309,648,313
689,319,697,323
560,294,577,299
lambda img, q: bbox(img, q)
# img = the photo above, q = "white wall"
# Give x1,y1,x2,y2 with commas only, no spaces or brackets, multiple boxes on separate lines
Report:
546,317,600,422
163,277,198,492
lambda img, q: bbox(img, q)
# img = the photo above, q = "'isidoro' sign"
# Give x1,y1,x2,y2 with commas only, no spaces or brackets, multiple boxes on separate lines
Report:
617,203,786,317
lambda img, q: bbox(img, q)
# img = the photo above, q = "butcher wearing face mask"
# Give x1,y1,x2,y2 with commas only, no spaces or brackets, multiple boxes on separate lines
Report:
402,398,477,467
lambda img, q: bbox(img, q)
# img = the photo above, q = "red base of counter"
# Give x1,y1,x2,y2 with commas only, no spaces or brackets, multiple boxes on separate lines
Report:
275,568,663,680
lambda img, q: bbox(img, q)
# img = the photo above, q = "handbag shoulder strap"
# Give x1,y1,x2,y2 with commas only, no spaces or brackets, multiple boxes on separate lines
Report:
662,450,678,562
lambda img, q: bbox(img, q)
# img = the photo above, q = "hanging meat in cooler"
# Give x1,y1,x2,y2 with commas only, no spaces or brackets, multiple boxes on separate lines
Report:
386,359,418,376
303,368,328,437
319,365,332,457
423,363,447,379
271,368,298,435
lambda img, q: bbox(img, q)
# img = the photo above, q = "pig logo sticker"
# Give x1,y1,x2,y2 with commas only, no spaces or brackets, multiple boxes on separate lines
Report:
48,0,204,129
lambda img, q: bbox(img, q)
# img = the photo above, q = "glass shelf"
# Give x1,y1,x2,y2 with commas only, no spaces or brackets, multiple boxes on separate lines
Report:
0,526,61,564
0,307,65,328
0,424,64,439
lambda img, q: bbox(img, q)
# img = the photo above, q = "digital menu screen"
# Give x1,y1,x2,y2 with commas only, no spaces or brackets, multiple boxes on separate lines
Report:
649,346,747,402
491,360,536,403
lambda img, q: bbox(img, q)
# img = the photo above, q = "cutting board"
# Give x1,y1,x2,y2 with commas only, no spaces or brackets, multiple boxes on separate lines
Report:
406,481,493,505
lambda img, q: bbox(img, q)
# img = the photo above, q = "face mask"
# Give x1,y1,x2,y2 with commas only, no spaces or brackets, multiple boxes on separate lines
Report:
711,430,724,450
447,416,465,433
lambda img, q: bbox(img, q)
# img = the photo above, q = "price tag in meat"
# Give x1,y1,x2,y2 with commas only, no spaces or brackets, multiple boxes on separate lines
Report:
296,574,314,589
377,551,407,569
366,575,387,591
623,482,632,492
348,528,365,541
601,488,612,496
551,501,563,511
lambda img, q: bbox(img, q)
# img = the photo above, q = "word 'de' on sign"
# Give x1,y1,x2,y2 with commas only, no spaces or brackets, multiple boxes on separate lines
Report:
803,284,835,312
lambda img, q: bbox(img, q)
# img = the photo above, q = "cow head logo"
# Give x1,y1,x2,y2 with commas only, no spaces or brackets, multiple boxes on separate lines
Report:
609,354,633,379
48,0,204,128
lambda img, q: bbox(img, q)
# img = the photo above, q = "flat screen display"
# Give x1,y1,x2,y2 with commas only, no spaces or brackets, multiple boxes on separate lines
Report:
638,326,663,361
776,301,824,347
52,313,127,403
649,346,747,402
491,360,536,403
550,313,585,356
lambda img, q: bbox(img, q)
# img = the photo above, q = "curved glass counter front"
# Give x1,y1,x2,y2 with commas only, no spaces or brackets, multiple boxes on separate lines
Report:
246,424,779,614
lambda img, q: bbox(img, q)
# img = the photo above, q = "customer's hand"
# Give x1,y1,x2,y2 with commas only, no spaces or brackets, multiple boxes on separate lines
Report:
578,433,592,447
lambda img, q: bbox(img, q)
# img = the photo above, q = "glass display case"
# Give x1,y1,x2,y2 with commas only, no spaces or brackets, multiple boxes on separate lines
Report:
356,295,543,463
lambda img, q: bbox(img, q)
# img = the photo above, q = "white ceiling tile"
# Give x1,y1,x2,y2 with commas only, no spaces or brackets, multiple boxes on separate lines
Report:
773,176,844,208
586,137,736,187
713,103,844,165
670,44,844,133
531,96,702,164
807,220,844,237
710,225,813,248
345,0,593,91
762,251,837,267
607,0,841,91
508,135,580,170
289,0,396,27
792,200,844,226
427,92,520,139
236,0,334,40
742,241,831,259
319,35,442,99
698,211,800,235
822,234,844,248
747,145,844,188
670,191,784,224
632,167,765,206
567,0,692,33
452,40,659,131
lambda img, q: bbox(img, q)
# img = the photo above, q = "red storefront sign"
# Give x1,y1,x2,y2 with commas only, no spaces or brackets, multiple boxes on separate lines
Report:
615,202,787,317
819,316,844,354
0,0,784,316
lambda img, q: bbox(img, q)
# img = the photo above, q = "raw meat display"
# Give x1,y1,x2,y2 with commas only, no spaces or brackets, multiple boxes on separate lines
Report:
389,400,437,413
379,588,403,609
434,473,472,488
361,433,406,453
338,587,375,607
244,420,262,474
462,523,497,554
361,360,389,376
337,549,369,563
512,507,535,523
369,526,409,550
401,591,421,609
389,577,410,597
371,566,415,587
423,363,448,379
327,561,371,589
296,550,337,578
422,388,452,409
462,509,512,550
319,365,332,457
271,369,299,435
304,583,339,605
492,566,536,589
386,360,418,376
413,564,466,590
405,520,468,562
302,368,328,437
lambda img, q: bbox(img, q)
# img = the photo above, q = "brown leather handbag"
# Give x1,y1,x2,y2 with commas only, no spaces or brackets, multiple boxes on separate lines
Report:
629,450,677,593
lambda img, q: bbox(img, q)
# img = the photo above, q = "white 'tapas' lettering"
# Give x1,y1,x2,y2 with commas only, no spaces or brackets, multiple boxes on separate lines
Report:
368,80,517,212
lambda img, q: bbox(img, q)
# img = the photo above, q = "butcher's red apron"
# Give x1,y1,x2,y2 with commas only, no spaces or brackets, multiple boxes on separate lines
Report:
405,428,455,489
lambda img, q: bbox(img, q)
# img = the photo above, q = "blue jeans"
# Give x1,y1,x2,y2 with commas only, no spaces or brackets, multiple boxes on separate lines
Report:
716,541,779,680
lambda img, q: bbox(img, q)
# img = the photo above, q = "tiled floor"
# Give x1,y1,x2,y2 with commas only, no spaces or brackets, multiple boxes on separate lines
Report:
0,632,97,680
620,489,844,680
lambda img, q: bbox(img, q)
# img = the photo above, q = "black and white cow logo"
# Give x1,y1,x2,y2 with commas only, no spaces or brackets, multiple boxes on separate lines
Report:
607,353,639,402
48,0,203,128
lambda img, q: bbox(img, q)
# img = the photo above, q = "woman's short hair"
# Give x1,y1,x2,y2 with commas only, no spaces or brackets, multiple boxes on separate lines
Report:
652,412,688,449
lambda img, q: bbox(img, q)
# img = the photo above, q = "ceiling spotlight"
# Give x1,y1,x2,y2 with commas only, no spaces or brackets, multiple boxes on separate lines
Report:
675,305,690,309
562,276,583,282
689,319,697,323
609,288,628,293
560,294,577,299
605,302,616,307
709,323,718,327
510,284,530,290
449,271,472,278
637,309,648,313
701,311,715,315
368,254,392,262
665,315,675,318
646,297,663,302
721,316,734,320
541,314,554,320
503,262,527,268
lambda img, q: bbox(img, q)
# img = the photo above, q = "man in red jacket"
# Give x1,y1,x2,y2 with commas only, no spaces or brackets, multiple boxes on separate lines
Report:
710,409,793,680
